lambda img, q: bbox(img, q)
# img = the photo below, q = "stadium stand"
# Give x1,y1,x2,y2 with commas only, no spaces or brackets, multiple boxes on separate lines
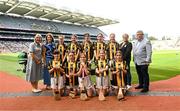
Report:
0,39,31,53
151,39,180,50
0,15,105,52
0,15,106,36
0,0,119,53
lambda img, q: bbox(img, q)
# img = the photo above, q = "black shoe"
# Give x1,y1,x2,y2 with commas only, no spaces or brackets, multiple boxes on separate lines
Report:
140,88,149,93
135,86,143,89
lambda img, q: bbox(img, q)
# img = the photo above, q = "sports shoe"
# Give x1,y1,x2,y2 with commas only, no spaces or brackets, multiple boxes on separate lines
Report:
45,86,52,90
126,85,132,90
32,89,42,93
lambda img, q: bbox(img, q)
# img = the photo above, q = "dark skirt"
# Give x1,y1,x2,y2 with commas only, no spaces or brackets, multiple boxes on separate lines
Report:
111,74,125,87
65,76,78,86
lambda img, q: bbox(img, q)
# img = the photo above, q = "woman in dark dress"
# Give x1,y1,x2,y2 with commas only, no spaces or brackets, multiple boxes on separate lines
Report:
43,33,56,89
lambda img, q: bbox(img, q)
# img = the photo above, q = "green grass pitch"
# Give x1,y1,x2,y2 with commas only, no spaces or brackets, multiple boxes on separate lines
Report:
0,50,180,84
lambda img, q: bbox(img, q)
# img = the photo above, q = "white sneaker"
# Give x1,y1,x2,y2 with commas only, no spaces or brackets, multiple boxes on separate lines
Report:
32,89,42,93
126,85,132,90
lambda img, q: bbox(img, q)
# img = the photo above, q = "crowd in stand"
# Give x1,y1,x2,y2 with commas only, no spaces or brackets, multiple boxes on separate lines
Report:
0,41,31,53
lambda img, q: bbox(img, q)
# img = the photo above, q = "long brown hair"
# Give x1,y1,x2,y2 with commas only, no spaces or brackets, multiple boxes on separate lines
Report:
45,33,54,44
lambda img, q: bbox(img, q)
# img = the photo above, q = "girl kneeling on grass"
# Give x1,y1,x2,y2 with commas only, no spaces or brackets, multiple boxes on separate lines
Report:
95,49,109,101
76,53,93,100
65,51,79,99
110,51,127,100
48,50,65,100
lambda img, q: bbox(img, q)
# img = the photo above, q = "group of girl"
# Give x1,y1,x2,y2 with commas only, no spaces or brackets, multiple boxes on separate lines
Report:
26,32,129,101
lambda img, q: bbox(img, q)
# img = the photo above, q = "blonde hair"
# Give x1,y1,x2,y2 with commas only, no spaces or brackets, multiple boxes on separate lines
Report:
122,33,129,38
34,34,42,42
97,33,103,37
58,35,65,39
110,33,115,37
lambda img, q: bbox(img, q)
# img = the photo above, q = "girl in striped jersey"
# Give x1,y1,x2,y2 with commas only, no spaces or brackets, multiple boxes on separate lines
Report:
48,50,65,100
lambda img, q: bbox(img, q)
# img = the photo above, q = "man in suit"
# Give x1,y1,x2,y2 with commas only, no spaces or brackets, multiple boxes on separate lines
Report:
119,33,132,90
133,30,152,92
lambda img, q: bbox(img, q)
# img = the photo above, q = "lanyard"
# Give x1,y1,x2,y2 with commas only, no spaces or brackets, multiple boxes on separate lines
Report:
116,61,123,71
68,62,76,86
109,43,116,60
84,42,90,60
58,44,64,62
71,43,77,53
52,60,60,77
115,61,124,87
97,42,103,59
98,60,107,77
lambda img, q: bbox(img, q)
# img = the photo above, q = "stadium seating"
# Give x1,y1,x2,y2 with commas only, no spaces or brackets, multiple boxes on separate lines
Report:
151,39,180,50
0,14,106,53
0,40,31,53
0,15,104,37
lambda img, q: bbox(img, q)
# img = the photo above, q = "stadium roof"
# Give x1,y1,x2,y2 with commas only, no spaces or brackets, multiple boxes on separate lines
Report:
0,0,119,27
